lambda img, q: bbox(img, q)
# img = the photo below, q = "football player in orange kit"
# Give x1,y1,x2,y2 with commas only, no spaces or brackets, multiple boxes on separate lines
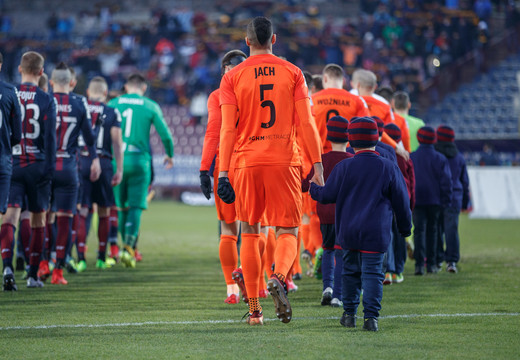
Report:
350,69,410,160
217,17,323,325
311,64,369,153
199,50,247,305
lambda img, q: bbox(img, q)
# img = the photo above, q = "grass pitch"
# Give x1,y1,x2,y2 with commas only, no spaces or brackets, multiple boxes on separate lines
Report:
1,201,519,359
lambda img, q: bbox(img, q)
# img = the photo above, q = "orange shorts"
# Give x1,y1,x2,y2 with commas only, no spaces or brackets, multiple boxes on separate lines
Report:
213,164,238,224
234,165,302,227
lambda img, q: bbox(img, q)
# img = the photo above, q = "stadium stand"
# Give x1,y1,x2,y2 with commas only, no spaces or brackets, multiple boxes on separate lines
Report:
424,53,520,140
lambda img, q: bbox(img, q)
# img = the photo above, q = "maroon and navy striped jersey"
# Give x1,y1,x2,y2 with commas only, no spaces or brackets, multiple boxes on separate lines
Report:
0,80,22,156
53,92,96,165
84,100,121,159
13,83,57,171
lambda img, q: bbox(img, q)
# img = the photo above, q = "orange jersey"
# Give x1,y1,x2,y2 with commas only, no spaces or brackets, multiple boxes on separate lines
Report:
393,112,411,152
311,88,369,153
362,95,397,149
219,54,315,170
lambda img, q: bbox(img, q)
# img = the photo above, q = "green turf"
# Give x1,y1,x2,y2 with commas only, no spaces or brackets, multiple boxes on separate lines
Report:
1,202,519,359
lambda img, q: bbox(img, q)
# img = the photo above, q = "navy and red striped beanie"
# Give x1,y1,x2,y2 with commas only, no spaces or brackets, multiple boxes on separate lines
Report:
417,126,436,145
327,116,349,143
437,125,455,142
348,117,379,149
371,116,384,136
383,123,402,143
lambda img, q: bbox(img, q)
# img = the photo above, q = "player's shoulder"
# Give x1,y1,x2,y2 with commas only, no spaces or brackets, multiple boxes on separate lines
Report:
0,80,18,98
209,88,220,100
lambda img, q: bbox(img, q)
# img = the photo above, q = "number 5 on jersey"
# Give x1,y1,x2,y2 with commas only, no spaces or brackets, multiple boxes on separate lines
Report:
260,84,275,129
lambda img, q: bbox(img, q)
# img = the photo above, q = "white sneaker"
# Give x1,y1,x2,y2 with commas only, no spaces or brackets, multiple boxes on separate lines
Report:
331,298,343,307
27,277,44,288
321,287,333,306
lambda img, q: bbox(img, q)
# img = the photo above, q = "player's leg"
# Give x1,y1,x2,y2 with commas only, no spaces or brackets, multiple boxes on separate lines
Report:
258,226,268,297
220,220,240,303
265,166,303,324
17,209,31,273
25,165,52,287
52,166,79,285
412,206,427,275
1,164,21,291
107,206,120,262
233,167,265,324
120,160,150,268
320,223,335,306
94,159,117,269
1,207,21,291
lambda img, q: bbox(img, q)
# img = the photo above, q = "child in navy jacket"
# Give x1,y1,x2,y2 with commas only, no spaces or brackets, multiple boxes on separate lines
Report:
435,126,469,273
410,126,452,275
310,117,412,331
302,116,353,308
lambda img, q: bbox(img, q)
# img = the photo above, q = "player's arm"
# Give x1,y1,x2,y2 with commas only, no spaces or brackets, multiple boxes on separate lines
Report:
295,98,324,186
44,97,57,179
217,104,237,178
200,92,221,172
110,109,123,186
309,162,341,203
10,89,22,146
199,92,221,199
151,102,174,169
79,102,101,181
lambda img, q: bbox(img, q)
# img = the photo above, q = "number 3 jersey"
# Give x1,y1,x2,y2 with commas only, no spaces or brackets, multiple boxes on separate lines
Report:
13,83,56,171
219,54,309,169
53,92,96,169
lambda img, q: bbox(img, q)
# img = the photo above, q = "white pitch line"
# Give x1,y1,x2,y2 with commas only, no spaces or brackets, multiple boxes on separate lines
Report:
0,312,517,331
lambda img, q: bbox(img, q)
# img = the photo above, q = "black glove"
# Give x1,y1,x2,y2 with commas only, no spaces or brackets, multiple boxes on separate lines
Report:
217,177,235,204
199,170,212,200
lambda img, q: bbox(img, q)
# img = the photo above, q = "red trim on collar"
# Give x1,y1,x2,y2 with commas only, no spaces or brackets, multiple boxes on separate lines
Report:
354,150,380,156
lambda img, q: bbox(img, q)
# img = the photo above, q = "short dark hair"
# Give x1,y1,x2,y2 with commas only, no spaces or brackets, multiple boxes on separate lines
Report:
221,50,247,75
38,73,48,89
393,91,410,110
246,17,273,48
323,64,344,80
55,62,69,71
20,51,44,76
312,75,324,92
375,86,394,103
126,73,147,87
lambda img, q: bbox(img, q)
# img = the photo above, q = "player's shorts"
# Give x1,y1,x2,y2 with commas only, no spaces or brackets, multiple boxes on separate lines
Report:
81,157,115,208
51,158,79,214
0,155,12,214
234,165,302,228
213,164,237,224
114,153,151,210
8,162,51,213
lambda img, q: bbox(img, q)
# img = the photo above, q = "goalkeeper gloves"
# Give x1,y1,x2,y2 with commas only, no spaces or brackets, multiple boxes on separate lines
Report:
199,170,212,200
217,177,235,204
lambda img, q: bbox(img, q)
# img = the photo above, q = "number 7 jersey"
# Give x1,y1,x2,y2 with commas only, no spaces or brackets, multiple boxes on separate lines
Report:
219,54,309,168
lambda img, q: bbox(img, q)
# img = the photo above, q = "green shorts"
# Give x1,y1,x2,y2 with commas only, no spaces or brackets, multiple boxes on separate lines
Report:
114,154,151,210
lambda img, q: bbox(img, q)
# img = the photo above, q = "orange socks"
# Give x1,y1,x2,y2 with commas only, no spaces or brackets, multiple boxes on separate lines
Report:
309,213,322,256
264,228,276,278
274,233,298,278
249,297,262,313
301,223,310,253
219,235,238,285
240,233,262,302
258,232,267,291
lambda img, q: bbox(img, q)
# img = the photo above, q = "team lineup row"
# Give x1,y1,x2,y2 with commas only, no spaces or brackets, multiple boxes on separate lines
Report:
0,51,174,290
